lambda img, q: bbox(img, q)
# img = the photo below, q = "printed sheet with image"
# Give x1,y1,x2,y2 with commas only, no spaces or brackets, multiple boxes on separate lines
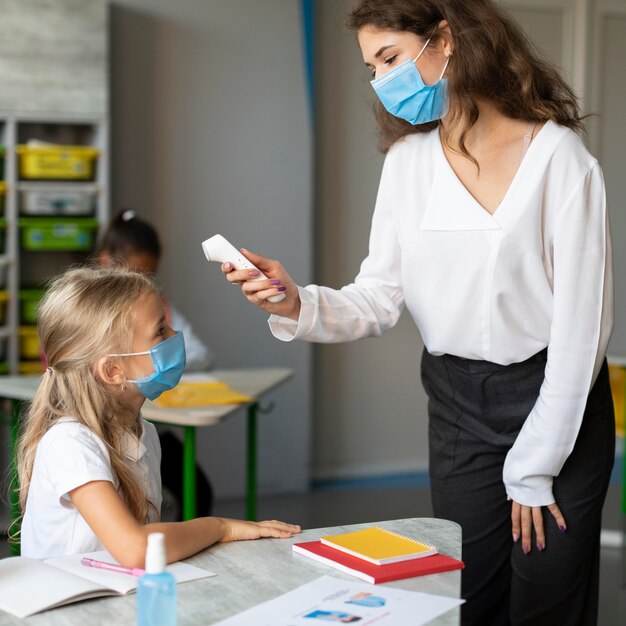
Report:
212,574,464,626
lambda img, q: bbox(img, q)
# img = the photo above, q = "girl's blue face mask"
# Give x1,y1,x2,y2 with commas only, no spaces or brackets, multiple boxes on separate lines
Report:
370,37,450,125
110,331,186,401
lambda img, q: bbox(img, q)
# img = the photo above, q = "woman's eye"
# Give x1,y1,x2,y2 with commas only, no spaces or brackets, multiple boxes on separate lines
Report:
384,54,398,66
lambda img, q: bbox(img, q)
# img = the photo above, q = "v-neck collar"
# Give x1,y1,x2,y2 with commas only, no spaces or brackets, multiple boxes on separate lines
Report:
420,120,556,232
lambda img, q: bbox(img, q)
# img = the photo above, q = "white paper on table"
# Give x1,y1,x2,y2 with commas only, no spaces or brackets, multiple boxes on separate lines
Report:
212,574,464,626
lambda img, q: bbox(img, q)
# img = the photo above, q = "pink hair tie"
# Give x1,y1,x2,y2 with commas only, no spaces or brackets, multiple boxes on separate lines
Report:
45,366,54,374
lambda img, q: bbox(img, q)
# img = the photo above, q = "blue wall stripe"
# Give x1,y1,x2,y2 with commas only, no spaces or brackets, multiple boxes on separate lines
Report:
300,0,315,126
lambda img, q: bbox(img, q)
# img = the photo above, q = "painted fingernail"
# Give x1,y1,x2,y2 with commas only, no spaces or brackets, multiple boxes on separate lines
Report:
270,279,281,285
559,525,566,533
537,543,544,551
523,545,530,554
241,248,249,253
277,286,287,292
224,262,232,270
248,270,260,277
512,533,519,543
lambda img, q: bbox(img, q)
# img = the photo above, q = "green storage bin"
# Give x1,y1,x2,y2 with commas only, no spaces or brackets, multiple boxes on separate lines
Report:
19,217,99,251
0,361,9,375
20,289,45,324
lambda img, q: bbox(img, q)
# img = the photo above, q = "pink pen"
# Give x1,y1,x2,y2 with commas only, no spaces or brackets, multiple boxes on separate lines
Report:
81,557,145,577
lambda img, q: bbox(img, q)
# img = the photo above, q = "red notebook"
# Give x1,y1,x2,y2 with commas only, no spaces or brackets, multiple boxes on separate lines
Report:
292,540,464,584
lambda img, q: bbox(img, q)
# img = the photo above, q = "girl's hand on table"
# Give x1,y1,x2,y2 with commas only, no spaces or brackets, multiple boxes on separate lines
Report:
218,518,302,542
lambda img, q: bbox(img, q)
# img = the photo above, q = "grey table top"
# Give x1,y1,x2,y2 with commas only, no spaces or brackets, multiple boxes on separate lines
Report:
0,517,462,625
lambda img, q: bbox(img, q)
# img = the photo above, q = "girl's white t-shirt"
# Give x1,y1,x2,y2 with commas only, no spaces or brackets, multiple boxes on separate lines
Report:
20,418,162,559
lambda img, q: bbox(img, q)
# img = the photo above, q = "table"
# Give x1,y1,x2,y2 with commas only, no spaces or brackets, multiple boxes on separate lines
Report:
0,367,293,530
0,517,462,626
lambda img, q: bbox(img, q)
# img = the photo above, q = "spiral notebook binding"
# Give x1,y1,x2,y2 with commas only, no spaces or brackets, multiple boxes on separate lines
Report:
376,527,436,551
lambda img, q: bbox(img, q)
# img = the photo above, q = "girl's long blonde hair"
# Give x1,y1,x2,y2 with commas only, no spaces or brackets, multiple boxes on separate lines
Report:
11,267,159,541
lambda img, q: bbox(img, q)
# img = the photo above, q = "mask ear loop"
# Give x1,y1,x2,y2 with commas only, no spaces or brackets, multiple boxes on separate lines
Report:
413,36,433,64
413,36,450,81
438,55,451,81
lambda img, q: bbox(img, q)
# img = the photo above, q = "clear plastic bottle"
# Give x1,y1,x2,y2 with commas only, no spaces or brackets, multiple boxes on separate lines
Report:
136,533,177,626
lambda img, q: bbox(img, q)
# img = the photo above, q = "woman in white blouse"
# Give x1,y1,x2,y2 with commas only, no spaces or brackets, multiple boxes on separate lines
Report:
222,1,614,624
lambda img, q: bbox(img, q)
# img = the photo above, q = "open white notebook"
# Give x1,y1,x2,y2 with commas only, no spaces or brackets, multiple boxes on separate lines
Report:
0,550,214,618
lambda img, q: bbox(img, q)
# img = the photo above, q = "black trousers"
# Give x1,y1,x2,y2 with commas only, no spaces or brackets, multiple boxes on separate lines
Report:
421,349,615,626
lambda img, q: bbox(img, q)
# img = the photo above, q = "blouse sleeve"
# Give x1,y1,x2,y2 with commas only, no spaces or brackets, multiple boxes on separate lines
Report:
503,162,613,506
268,153,405,343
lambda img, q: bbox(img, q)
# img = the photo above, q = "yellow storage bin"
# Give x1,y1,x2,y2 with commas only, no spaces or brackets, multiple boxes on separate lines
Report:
0,181,6,216
609,363,625,437
19,360,44,375
0,290,8,325
19,325,41,360
17,145,99,181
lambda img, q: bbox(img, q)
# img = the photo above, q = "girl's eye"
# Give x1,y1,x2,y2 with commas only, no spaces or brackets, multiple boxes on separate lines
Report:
157,326,165,338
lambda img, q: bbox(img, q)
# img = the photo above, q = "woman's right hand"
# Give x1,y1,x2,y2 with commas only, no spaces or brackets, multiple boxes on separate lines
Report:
221,248,301,320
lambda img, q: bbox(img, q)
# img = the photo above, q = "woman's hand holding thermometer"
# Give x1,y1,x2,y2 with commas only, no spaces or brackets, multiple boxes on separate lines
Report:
202,234,300,319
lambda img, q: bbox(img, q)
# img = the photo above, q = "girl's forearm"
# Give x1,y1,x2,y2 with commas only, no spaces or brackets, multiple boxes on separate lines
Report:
146,516,226,563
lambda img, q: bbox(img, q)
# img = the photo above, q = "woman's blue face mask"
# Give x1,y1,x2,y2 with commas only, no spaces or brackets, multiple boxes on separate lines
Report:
109,331,186,400
370,36,450,125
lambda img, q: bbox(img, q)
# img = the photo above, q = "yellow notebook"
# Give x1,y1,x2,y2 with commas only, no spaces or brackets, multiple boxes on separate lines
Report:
320,526,438,565
154,381,252,407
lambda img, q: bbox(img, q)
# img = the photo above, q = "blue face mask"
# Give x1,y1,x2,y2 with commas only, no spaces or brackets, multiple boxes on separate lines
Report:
370,37,450,125
110,331,186,401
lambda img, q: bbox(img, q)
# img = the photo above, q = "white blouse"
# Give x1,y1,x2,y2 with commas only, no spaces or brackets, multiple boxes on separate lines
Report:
269,121,613,507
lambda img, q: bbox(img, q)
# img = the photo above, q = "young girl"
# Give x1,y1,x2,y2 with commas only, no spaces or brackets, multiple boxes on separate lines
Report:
15,267,300,565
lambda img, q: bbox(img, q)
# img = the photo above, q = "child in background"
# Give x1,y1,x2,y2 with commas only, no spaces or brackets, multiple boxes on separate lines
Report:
97,209,213,372
96,209,214,518
14,267,300,563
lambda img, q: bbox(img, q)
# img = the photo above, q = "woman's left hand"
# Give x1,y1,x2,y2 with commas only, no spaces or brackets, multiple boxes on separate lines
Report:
510,500,567,553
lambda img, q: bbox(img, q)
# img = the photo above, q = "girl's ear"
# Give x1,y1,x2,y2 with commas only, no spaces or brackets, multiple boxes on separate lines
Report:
96,356,125,386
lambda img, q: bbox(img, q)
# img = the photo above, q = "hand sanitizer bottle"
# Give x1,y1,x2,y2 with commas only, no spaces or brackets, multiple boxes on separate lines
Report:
137,533,176,626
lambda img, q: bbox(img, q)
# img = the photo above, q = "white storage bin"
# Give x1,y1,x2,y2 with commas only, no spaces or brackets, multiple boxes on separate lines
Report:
20,188,96,216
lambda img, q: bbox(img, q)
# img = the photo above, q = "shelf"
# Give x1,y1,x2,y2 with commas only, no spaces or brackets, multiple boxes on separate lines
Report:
0,114,109,374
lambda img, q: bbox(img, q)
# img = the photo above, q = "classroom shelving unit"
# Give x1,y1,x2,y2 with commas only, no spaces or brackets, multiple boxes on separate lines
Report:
0,113,109,375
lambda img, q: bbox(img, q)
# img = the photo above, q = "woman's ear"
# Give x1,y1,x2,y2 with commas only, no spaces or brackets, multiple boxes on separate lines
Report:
96,356,125,386
438,19,454,57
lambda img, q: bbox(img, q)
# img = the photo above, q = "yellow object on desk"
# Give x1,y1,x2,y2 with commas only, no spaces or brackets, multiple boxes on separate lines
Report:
155,381,253,407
